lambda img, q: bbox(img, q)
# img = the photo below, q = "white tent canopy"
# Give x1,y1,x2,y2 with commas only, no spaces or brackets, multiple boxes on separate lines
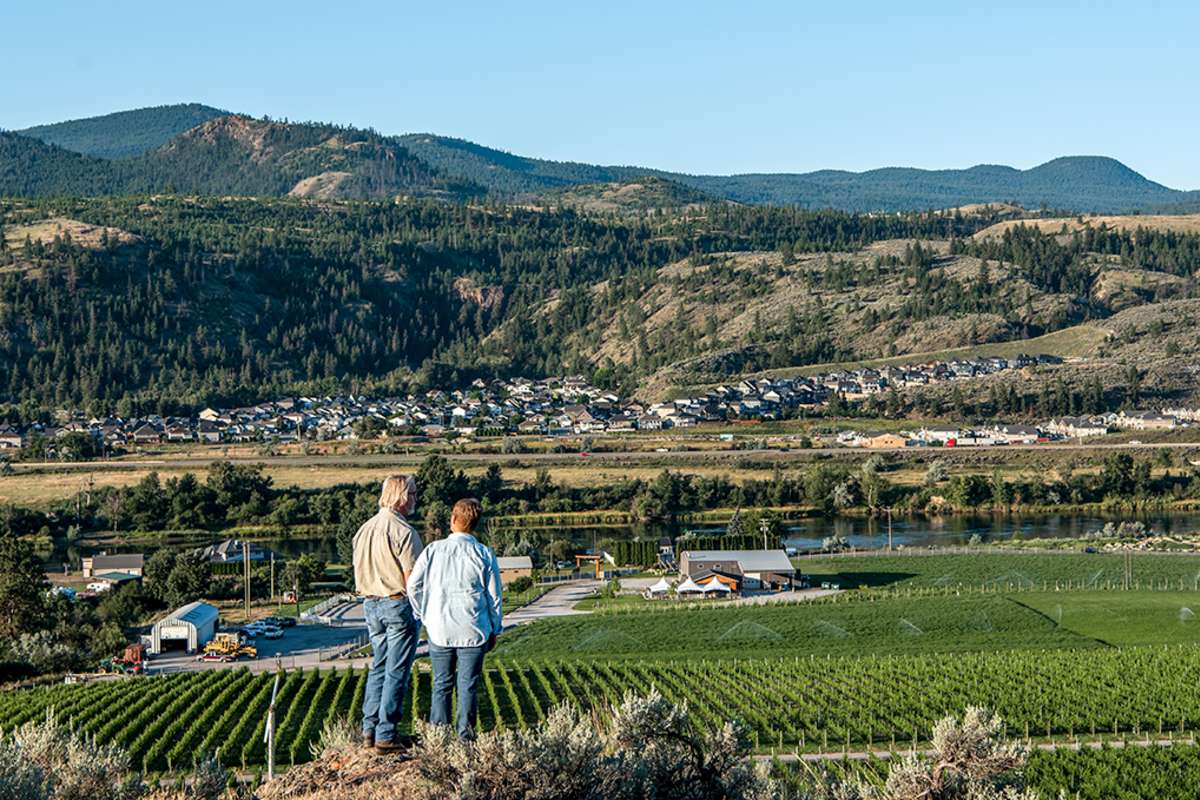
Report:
701,576,732,593
648,578,671,594
675,576,704,594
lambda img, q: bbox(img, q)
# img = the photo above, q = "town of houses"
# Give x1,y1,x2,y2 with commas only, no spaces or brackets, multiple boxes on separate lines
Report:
0,356,1195,452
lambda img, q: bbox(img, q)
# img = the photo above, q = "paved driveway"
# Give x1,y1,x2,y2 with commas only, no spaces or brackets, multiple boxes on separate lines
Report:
150,619,368,674
153,581,604,673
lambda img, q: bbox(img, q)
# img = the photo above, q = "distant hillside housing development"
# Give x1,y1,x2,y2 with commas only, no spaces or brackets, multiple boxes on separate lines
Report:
3,357,1092,448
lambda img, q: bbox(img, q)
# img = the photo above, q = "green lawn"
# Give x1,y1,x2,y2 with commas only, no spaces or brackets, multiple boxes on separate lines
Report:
493,594,1096,660
796,552,1200,592
1016,591,1200,647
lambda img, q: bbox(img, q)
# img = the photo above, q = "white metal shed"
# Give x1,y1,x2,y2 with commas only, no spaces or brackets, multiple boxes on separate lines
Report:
150,601,219,654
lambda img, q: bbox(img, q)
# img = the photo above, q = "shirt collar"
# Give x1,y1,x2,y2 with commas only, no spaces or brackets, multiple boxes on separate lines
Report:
448,531,477,542
381,508,407,523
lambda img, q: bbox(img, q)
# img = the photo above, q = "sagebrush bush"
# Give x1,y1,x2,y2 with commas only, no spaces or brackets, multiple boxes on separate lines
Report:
412,689,775,800
783,707,1037,800
0,711,235,800
0,709,142,800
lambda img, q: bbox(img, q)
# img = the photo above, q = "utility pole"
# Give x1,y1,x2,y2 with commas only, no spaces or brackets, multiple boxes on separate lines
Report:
270,552,276,607
243,541,251,621
887,507,894,552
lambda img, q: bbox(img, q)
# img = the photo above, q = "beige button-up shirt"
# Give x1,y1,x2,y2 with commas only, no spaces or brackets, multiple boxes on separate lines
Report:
352,508,424,598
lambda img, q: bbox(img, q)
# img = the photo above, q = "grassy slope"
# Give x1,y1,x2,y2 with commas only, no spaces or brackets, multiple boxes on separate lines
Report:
798,552,1200,591
757,323,1110,378
1016,591,1200,647
976,213,1200,239
493,594,1096,660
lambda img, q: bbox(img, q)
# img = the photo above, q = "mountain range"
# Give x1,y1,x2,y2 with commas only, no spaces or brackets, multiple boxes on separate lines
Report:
4,103,1199,213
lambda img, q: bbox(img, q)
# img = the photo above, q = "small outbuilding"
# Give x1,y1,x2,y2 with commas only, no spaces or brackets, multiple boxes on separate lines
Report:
82,553,145,578
150,601,219,654
497,556,534,586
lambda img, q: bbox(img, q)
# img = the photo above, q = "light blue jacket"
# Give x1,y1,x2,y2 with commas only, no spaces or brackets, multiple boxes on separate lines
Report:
407,532,503,648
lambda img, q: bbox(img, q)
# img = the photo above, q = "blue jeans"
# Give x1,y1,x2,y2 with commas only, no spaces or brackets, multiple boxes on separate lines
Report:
428,643,487,740
361,597,418,742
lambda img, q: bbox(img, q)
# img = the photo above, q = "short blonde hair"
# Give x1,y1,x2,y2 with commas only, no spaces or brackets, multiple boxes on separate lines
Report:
379,474,416,511
450,498,483,532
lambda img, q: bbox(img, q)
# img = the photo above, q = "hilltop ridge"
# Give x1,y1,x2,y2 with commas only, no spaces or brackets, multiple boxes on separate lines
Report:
15,102,228,159
3,105,1198,212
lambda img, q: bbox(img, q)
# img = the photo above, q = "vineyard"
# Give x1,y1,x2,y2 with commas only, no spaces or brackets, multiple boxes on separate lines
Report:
777,743,1200,800
796,551,1200,592
1027,743,1200,800
9,646,1200,770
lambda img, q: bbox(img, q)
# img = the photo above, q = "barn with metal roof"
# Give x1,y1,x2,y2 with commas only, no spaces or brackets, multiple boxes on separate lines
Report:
150,601,219,654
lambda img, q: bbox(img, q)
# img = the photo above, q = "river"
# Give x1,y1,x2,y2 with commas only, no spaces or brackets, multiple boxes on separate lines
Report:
60,510,1200,566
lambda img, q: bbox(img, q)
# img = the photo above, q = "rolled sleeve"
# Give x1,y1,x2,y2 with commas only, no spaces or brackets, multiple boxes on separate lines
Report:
391,525,424,577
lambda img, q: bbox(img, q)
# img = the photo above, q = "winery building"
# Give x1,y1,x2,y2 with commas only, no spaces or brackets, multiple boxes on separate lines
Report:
679,550,796,591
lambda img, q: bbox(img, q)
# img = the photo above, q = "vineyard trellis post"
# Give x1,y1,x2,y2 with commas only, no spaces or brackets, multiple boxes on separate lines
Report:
264,671,281,781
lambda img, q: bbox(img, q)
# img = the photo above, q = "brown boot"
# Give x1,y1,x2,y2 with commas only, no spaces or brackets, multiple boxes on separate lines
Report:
362,734,375,749
374,739,404,753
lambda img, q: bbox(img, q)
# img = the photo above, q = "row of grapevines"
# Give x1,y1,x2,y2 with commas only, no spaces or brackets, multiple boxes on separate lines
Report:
288,671,340,765
164,670,256,770
131,671,229,770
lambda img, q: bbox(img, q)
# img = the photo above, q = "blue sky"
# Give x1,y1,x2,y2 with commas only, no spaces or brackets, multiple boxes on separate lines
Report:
4,0,1199,187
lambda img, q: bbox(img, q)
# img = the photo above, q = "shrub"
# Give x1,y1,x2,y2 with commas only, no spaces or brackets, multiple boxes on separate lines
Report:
2,709,142,800
784,707,1036,800
0,710,235,800
506,576,534,594
412,689,774,800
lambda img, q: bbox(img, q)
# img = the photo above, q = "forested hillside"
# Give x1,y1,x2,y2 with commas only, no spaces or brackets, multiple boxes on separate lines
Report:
3,195,1200,414
0,197,993,412
15,103,228,158
400,133,1200,212
6,105,1198,211
0,133,121,196
1,116,480,200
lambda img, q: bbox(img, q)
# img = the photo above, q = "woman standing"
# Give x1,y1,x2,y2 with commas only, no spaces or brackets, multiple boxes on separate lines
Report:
407,498,503,740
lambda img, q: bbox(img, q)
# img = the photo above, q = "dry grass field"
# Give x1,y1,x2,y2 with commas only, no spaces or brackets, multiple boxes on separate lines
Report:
0,461,788,507
6,436,1193,508
695,322,1112,388
975,213,1200,239
3,217,140,249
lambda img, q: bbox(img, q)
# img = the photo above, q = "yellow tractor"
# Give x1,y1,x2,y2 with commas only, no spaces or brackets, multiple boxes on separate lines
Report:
200,632,258,661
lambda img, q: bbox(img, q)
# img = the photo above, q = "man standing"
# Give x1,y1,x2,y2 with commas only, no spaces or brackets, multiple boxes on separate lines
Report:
353,474,423,750
407,498,502,741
